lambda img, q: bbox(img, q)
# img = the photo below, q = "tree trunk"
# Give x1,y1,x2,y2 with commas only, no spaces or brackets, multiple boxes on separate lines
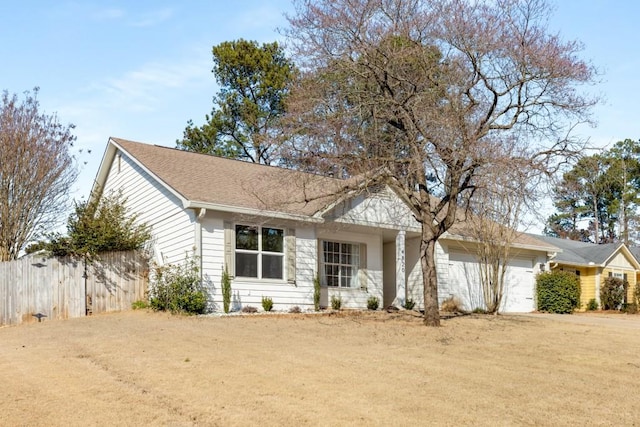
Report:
420,226,440,327
593,198,599,244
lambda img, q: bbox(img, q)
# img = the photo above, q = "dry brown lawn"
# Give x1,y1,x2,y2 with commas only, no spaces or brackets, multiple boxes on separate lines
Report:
1,309,639,426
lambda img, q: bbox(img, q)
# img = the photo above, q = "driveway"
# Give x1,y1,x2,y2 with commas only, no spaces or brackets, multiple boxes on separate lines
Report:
514,312,640,329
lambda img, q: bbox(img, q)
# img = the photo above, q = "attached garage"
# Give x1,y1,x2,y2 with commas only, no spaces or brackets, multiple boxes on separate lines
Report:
447,251,536,313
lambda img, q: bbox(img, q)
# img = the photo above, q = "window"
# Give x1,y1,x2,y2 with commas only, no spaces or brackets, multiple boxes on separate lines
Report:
235,225,284,279
321,241,360,288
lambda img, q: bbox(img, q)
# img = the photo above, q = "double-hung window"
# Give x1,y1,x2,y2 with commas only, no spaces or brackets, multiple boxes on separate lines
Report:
235,225,284,279
321,241,360,288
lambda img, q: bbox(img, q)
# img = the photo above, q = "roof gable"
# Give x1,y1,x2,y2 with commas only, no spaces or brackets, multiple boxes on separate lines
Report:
96,138,356,219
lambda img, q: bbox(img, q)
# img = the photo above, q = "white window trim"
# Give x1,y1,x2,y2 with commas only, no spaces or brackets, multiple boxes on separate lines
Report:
235,224,285,281
320,240,360,289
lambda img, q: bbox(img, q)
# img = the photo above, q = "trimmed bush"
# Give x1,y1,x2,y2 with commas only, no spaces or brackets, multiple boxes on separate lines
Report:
261,296,274,312
536,271,581,314
600,277,625,310
331,295,342,310
367,296,379,310
585,298,598,311
403,298,416,310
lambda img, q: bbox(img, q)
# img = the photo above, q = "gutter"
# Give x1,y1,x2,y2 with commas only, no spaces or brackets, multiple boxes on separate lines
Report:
184,201,325,223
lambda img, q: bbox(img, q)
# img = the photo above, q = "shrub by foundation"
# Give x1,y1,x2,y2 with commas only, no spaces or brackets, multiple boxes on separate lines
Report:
149,255,208,315
536,270,581,314
313,273,321,311
331,295,342,310
600,277,625,310
261,296,274,312
221,266,232,313
403,298,416,310
585,298,598,311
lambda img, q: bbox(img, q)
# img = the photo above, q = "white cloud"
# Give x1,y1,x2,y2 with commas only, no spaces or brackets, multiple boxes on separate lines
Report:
66,45,209,115
129,7,174,28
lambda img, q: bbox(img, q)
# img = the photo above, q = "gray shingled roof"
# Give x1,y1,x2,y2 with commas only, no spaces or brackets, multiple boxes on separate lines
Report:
530,234,626,266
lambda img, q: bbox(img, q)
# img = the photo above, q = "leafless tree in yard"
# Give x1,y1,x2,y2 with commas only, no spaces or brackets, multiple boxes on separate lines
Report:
282,0,598,325
0,88,77,261
465,152,535,314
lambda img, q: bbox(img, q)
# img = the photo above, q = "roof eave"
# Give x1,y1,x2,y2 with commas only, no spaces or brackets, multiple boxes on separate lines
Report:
441,232,563,254
551,261,603,269
184,201,324,223
91,139,118,201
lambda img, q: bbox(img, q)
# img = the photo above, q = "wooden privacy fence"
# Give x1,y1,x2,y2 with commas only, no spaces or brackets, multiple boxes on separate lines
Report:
0,251,149,326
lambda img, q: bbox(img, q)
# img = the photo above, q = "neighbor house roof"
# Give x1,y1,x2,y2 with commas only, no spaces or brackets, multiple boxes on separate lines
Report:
531,234,640,269
95,137,353,220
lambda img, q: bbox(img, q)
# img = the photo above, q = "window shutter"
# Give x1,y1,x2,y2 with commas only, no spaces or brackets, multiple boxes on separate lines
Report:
318,240,324,286
358,243,367,290
286,229,296,284
223,221,235,277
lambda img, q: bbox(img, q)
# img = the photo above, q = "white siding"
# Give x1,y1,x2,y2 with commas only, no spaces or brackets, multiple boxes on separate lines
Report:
405,238,449,309
199,214,320,312
317,228,383,310
103,151,195,265
406,237,422,305
198,216,385,312
327,189,420,231
608,252,634,269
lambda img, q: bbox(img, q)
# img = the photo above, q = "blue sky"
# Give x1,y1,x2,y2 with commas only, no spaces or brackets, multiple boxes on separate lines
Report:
1,1,638,231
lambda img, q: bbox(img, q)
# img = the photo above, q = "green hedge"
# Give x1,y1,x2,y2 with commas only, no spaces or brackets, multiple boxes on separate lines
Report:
536,271,581,314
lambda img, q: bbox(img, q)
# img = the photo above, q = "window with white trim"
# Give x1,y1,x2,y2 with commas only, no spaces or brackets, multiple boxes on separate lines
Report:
321,240,360,288
235,225,284,279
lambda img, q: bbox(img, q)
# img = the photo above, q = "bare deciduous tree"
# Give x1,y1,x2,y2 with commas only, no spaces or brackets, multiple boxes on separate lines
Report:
465,155,534,314
0,88,77,261
283,0,597,325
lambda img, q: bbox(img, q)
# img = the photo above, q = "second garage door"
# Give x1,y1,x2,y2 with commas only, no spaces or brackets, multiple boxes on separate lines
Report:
447,252,535,313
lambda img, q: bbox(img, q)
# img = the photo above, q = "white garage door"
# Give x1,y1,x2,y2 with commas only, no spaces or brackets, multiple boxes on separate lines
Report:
448,252,535,313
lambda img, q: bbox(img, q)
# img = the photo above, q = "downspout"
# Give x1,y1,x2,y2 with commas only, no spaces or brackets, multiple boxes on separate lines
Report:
195,208,206,281
592,262,601,305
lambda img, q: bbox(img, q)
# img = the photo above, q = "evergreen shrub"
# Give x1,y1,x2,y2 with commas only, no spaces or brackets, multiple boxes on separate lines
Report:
536,271,581,314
